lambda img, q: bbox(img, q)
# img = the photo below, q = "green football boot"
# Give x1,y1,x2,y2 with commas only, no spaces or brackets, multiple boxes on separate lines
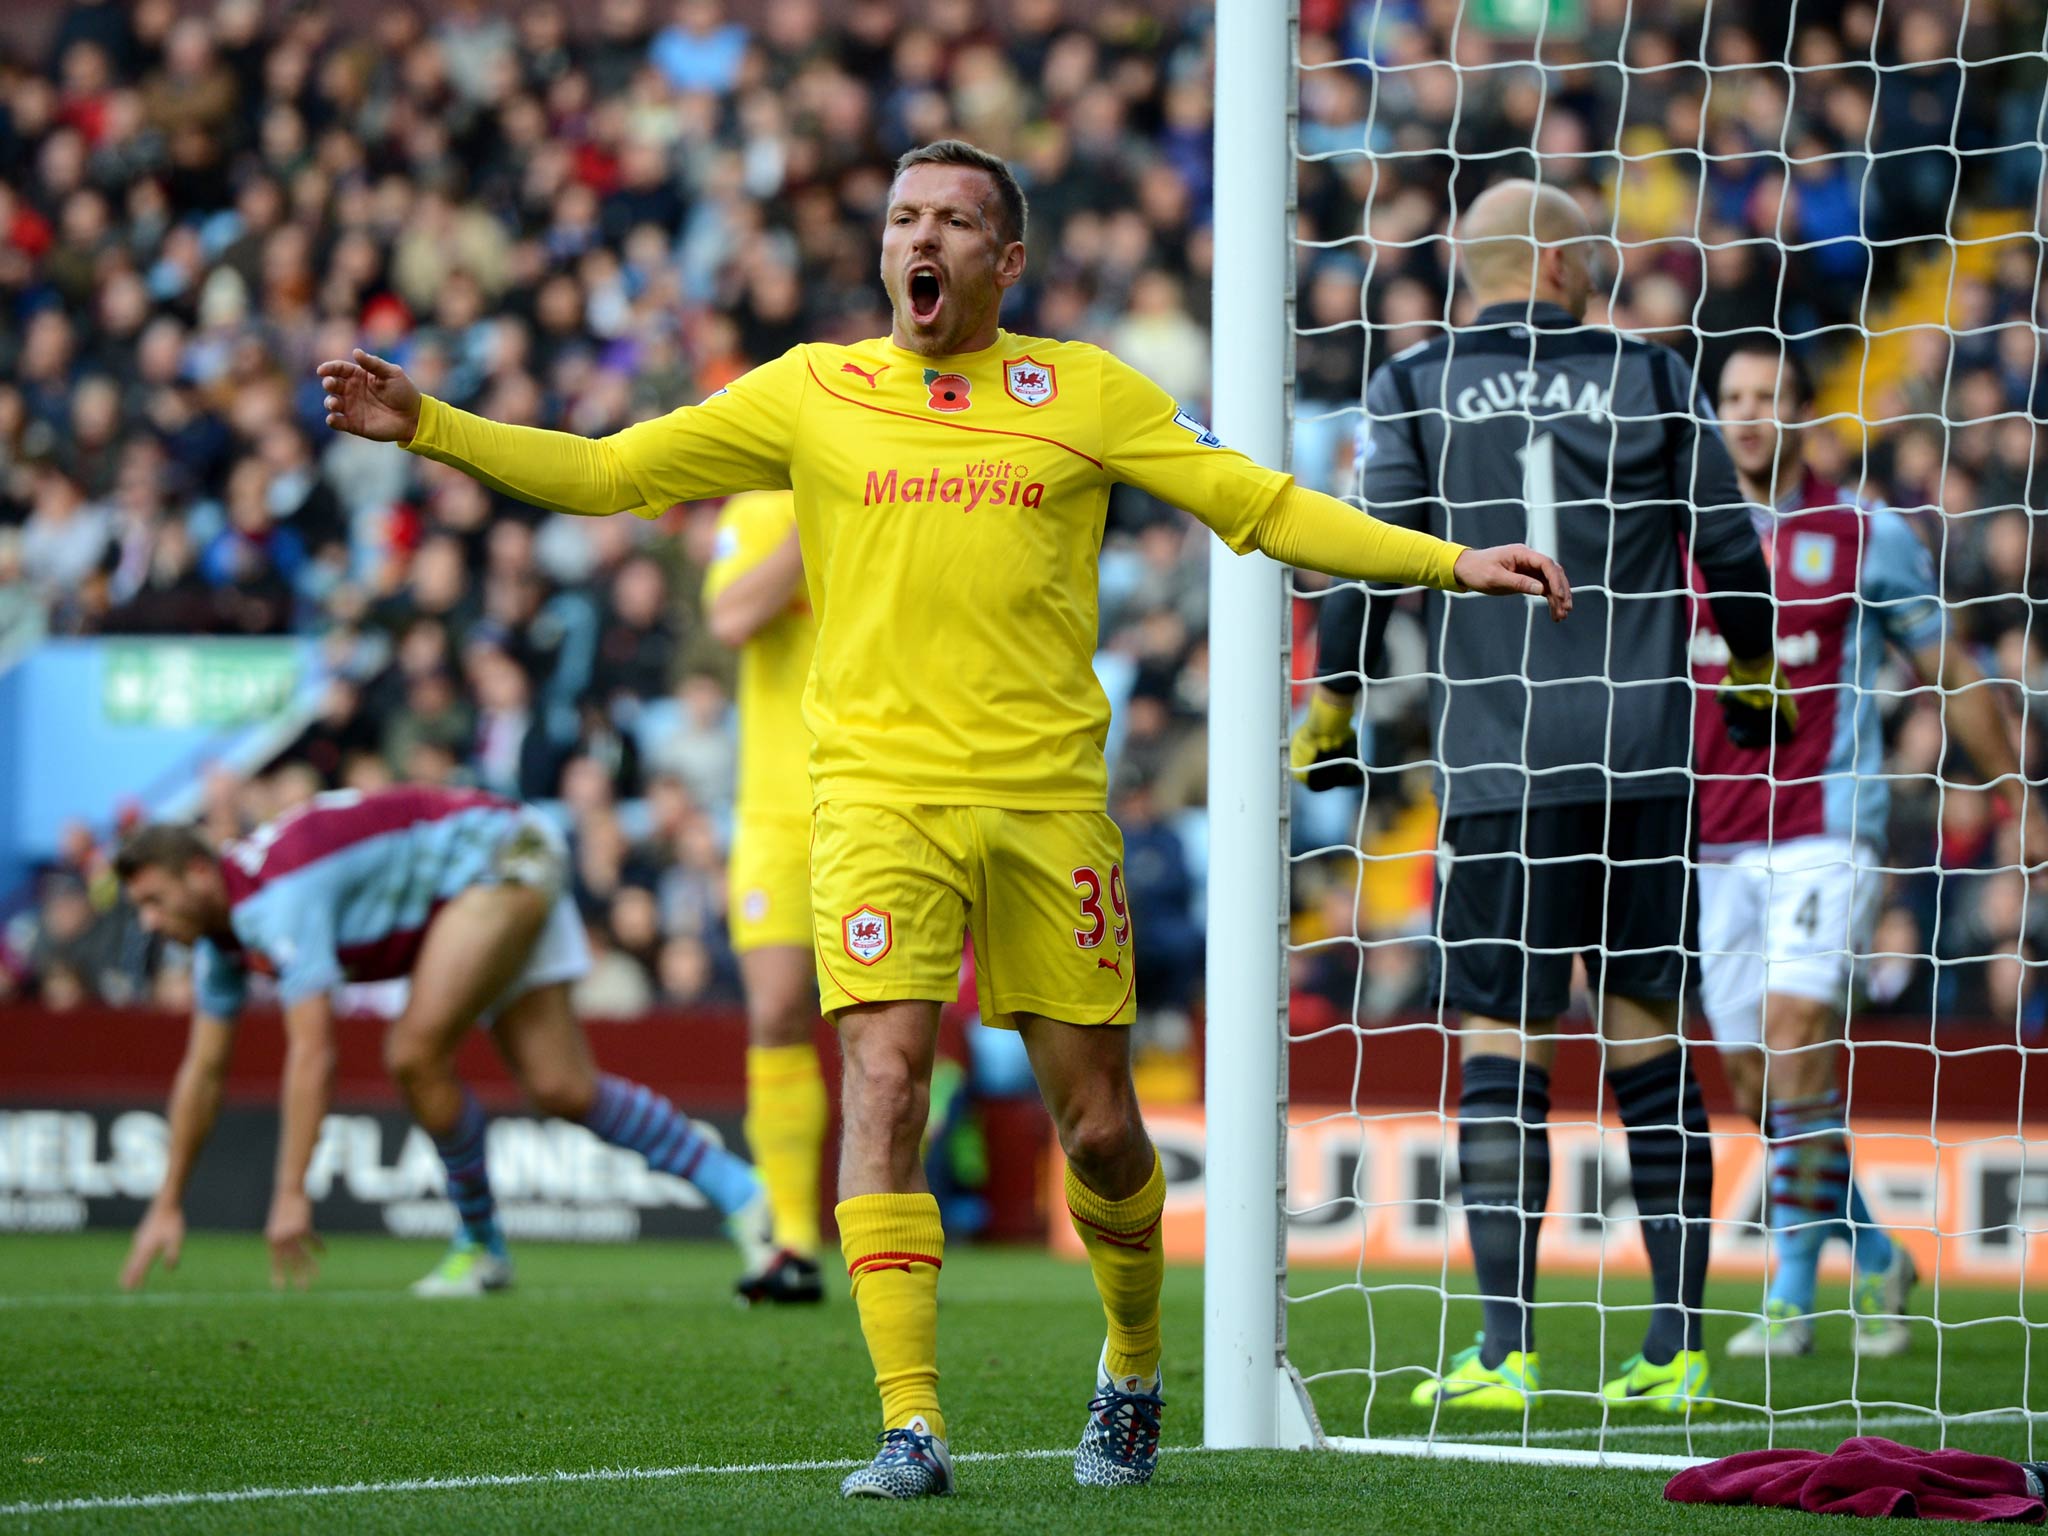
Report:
1601,1350,1715,1415
1411,1338,1541,1411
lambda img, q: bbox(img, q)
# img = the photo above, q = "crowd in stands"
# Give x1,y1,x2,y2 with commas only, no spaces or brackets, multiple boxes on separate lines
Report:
0,0,2043,1033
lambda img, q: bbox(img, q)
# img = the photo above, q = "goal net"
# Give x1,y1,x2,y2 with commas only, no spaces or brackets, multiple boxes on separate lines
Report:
1206,0,2048,1469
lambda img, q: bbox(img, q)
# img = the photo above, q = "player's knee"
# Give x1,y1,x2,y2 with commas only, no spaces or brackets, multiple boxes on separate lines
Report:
525,1069,595,1122
1761,994,1835,1054
383,1029,438,1089
1054,1098,1145,1185
844,1049,925,1140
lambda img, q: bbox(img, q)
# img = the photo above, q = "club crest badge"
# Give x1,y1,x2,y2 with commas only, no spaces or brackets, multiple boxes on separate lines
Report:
842,905,893,965
1004,356,1058,408
1790,531,1836,585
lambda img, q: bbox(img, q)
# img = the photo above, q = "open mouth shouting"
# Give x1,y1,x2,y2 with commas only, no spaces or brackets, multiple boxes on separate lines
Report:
906,262,945,327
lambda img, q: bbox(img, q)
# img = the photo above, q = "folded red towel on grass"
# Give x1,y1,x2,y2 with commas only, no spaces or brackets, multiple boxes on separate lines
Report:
1665,1436,2046,1523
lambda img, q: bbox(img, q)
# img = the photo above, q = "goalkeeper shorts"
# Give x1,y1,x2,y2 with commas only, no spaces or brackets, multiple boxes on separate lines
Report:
1434,796,1695,1022
809,801,1137,1029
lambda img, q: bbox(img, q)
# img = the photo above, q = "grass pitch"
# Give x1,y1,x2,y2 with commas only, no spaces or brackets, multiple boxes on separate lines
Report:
0,1233,2039,1533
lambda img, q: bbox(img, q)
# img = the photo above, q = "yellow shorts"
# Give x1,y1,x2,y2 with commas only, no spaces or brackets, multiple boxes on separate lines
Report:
729,813,813,953
810,802,1137,1029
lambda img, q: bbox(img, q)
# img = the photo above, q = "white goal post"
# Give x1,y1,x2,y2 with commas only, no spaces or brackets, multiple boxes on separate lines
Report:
1204,0,1307,1455
1203,0,2048,1468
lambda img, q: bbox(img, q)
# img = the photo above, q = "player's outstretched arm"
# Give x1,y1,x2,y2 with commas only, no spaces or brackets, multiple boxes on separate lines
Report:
1449,544,1572,622
315,350,646,519
267,995,336,1291
121,1013,237,1291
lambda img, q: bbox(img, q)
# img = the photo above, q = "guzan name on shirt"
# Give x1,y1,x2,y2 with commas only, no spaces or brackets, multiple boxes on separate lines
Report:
1453,369,1614,422
864,460,1046,510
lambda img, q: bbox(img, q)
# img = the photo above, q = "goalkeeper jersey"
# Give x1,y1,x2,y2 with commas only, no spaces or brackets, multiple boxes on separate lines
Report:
607,332,1302,810
702,490,814,826
1351,301,1773,817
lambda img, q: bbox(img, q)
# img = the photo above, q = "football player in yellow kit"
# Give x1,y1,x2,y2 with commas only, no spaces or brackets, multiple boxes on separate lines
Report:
318,138,1569,1499
703,490,830,1306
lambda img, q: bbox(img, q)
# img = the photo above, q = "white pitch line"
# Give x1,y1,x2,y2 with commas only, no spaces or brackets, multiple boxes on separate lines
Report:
0,1281,1092,1311
0,1448,1088,1518
0,1286,682,1310
1394,1409,2044,1446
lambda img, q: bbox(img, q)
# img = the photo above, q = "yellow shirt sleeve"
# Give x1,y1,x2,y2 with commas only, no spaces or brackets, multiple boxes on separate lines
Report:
1097,351,1465,590
1256,485,1466,590
404,395,648,517
1099,351,1292,555
703,492,799,607
609,348,809,512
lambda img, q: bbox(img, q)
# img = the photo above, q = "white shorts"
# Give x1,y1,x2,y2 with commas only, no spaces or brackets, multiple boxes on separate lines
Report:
483,808,589,1018
490,891,591,1015
1696,835,1884,1045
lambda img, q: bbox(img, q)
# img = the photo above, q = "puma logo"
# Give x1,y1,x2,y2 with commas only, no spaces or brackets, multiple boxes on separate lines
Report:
1097,956,1124,979
841,361,890,388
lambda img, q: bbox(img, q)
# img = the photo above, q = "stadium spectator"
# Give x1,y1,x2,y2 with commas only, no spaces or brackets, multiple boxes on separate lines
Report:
0,0,2038,1030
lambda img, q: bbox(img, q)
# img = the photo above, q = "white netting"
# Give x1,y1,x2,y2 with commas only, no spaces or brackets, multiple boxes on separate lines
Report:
1281,0,2047,1462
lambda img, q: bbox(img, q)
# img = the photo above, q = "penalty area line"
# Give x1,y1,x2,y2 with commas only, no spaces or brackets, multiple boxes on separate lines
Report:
0,1449,1088,1517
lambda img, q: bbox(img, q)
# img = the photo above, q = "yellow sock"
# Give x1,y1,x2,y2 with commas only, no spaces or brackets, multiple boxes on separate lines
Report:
1065,1150,1167,1382
745,1044,828,1256
837,1192,946,1437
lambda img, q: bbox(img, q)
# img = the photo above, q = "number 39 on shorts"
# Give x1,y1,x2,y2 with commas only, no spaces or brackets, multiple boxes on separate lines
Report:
1072,864,1130,949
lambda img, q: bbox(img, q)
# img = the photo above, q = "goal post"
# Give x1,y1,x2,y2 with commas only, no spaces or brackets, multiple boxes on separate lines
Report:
1204,0,1307,1453
1203,0,2047,1470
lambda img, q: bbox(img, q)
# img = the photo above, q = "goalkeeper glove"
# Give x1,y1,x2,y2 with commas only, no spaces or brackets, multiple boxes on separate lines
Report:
1290,689,1364,790
1718,653,1799,751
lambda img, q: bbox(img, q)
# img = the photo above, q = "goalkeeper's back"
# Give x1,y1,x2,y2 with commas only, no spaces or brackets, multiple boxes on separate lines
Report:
1351,301,1772,817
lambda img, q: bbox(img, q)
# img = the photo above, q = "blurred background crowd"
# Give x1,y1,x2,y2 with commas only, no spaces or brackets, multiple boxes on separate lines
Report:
0,0,2043,1034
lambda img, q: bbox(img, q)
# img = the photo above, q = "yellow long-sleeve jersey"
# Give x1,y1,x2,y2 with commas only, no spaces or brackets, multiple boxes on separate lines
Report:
406,330,1468,810
702,490,813,824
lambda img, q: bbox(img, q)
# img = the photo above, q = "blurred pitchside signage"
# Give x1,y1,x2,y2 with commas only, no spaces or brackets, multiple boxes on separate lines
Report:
1467,0,1586,35
1049,1106,2048,1285
0,1105,736,1243
101,640,301,726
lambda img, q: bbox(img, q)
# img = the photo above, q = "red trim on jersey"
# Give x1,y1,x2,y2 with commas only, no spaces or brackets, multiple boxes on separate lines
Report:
1082,953,1138,1025
804,358,1105,469
814,941,874,1008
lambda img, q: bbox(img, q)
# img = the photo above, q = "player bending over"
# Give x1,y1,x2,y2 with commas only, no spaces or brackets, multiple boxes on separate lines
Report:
318,139,1566,1498
1696,339,2045,1358
115,786,774,1297
705,490,830,1305
1299,180,1789,1416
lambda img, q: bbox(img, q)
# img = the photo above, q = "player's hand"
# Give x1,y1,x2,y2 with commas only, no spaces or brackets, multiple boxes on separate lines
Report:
316,349,422,443
1453,544,1571,622
1719,653,1799,750
120,1201,185,1291
1290,688,1364,790
265,1189,322,1291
